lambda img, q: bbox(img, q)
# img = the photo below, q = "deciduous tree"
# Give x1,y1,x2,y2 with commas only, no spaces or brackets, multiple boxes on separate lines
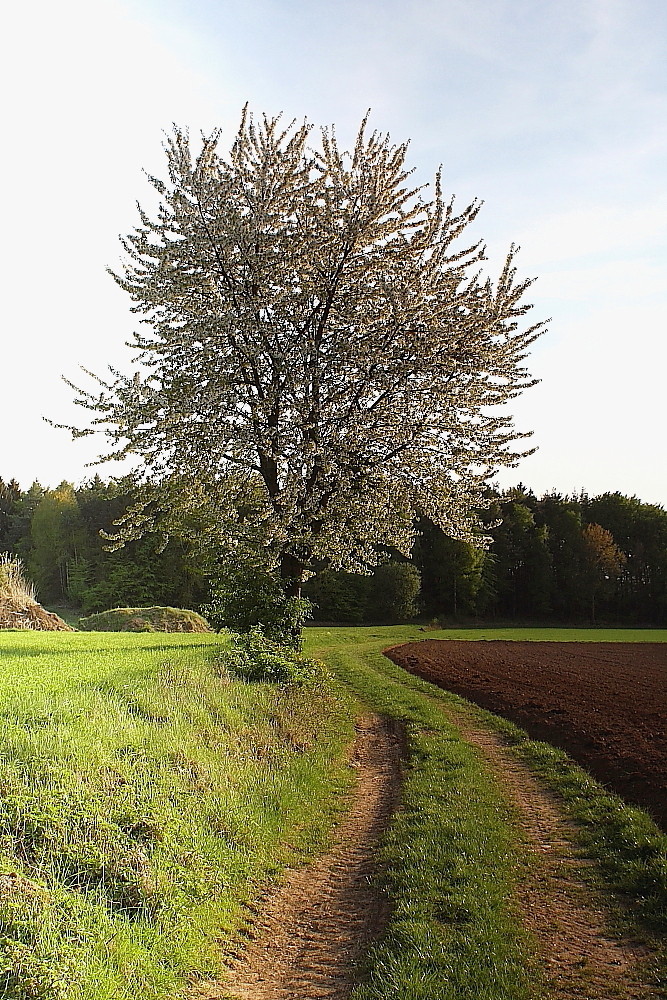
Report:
581,521,626,622
67,110,545,604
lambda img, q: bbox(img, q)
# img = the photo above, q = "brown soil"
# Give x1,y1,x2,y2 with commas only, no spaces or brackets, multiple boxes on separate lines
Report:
190,714,402,1000
0,599,74,630
437,703,661,999
387,640,667,828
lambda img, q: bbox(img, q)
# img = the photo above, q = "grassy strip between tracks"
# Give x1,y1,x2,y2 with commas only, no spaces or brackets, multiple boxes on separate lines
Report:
0,631,356,1000
306,626,667,998
306,627,540,1000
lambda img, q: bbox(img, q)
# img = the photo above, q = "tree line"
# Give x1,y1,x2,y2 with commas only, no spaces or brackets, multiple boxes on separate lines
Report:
0,476,206,615
1,475,664,625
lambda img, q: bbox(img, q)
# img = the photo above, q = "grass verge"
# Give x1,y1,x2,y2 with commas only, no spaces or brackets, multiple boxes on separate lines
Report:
0,631,354,1000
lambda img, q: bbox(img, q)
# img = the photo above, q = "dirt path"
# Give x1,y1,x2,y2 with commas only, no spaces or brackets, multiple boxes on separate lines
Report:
187,678,662,999
189,714,402,1000
442,704,661,1000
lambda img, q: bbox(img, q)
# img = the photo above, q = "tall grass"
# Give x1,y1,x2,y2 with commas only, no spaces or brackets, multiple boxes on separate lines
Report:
0,631,354,999
0,554,36,605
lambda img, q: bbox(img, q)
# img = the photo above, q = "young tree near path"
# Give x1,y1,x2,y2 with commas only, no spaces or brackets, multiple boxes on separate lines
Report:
67,110,546,620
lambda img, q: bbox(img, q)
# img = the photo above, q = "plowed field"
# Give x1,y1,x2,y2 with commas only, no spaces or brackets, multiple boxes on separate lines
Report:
386,641,667,829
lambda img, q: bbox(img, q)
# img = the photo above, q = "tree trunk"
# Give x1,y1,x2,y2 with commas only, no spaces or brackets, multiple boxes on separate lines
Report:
280,553,304,598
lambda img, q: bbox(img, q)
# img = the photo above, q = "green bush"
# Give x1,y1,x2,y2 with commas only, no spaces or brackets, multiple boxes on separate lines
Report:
216,628,328,686
203,567,312,648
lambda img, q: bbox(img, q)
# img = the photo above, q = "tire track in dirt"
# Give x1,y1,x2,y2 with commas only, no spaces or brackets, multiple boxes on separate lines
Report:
440,704,662,1000
189,714,402,1000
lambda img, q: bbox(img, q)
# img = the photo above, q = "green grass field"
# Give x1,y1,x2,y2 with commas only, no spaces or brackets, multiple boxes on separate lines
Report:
0,625,665,998
307,624,667,645
0,631,354,999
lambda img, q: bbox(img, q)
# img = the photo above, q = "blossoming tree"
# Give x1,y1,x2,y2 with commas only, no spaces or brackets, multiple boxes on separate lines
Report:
69,110,545,604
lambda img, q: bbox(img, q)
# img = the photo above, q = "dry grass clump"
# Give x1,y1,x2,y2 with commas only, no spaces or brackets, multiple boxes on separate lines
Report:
0,553,36,603
0,554,74,631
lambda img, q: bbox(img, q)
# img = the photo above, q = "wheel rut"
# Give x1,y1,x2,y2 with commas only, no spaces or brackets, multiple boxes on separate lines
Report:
188,672,663,999
442,705,662,1000
189,713,402,1000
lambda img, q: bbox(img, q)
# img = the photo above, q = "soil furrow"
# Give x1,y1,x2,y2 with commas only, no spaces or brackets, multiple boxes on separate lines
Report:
189,713,402,1000
387,640,667,827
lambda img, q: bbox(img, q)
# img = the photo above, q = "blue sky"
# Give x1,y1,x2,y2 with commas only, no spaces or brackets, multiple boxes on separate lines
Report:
2,0,666,504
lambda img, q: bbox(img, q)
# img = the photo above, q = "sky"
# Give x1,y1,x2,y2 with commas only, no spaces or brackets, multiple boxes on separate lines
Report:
2,0,666,506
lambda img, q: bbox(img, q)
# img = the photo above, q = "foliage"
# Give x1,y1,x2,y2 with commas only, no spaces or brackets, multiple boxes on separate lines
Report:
66,109,545,596
28,483,84,602
78,557,161,615
580,522,626,621
367,560,421,621
485,492,553,618
217,628,329,685
0,477,21,553
0,475,209,615
78,606,212,632
413,517,488,618
203,565,312,648
414,487,667,625
2,472,666,626
304,560,422,623
304,568,370,622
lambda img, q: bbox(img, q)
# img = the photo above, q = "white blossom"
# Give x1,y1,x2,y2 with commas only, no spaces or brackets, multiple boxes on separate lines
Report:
68,109,546,581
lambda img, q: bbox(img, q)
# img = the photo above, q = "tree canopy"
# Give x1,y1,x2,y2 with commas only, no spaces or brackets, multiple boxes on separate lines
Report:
69,110,546,591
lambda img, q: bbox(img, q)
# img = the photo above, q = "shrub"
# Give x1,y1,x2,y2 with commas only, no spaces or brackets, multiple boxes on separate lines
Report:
216,628,328,686
203,567,312,649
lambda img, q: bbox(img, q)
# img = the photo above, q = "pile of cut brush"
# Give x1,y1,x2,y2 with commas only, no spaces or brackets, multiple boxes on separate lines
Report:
0,555,74,630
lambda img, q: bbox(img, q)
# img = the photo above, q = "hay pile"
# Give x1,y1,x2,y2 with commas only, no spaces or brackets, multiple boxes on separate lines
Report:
0,556,74,631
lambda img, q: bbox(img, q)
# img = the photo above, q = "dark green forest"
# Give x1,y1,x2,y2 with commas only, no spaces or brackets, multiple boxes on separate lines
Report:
1,475,665,626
